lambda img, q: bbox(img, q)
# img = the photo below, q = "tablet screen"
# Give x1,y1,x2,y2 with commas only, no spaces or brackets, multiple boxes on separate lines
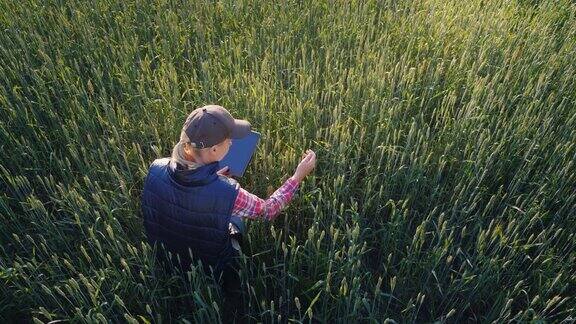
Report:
219,131,261,177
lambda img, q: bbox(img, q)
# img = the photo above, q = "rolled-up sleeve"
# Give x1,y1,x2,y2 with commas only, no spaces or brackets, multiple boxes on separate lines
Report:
232,177,300,221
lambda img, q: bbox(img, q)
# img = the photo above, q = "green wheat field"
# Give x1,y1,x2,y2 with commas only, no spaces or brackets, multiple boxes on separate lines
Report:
1,0,575,322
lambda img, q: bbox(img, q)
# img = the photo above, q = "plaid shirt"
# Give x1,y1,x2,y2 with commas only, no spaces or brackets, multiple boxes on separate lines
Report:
231,177,300,221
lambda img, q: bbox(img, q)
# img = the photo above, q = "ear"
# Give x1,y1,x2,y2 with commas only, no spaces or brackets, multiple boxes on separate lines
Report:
183,143,194,158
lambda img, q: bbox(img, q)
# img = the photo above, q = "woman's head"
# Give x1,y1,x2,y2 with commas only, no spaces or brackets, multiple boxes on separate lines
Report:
170,132,232,169
182,136,231,164
171,105,250,169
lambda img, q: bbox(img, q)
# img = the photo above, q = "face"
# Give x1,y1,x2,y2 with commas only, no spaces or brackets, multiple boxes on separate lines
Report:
211,138,232,161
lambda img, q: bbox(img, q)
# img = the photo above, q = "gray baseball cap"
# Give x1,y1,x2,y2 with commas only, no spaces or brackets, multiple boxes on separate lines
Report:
183,105,251,148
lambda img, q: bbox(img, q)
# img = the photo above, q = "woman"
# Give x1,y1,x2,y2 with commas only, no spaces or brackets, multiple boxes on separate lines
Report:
141,104,316,315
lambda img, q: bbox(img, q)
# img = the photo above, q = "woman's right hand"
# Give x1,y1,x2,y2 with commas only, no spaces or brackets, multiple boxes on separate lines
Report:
292,149,316,182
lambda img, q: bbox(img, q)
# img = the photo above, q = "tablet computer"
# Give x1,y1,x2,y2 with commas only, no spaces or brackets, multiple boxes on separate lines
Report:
219,131,261,177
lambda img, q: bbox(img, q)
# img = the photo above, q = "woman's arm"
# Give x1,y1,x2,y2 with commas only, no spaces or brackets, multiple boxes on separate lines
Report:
232,177,300,221
222,149,316,221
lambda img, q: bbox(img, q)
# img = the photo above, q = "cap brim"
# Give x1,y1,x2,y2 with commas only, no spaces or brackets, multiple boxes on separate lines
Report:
230,119,251,138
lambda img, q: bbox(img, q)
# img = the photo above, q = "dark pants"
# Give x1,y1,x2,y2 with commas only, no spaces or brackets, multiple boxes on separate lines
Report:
154,244,245,322
220,256,246,323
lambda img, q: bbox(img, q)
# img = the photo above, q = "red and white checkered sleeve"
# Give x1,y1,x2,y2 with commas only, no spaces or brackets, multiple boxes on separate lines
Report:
232,177,300,221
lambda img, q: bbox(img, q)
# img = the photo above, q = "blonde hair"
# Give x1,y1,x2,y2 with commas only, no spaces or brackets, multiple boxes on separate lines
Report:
170,131,203,170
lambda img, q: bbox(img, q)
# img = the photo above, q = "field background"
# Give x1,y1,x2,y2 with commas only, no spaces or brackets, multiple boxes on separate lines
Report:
1,0,575,322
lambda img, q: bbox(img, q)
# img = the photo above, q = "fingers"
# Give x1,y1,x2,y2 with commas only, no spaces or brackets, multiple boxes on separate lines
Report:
294,149,316,181
301,150,315,162
300,151,316,169
302,149,313,157
217,166,230,175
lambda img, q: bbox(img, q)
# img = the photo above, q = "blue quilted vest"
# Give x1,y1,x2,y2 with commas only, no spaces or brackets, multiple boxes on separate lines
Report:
141,158,240,275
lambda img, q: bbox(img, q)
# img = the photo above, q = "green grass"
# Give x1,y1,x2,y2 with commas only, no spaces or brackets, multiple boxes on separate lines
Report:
1,0,575,322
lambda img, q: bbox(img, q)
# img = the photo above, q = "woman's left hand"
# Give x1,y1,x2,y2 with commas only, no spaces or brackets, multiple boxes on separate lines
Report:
217,166,231,177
